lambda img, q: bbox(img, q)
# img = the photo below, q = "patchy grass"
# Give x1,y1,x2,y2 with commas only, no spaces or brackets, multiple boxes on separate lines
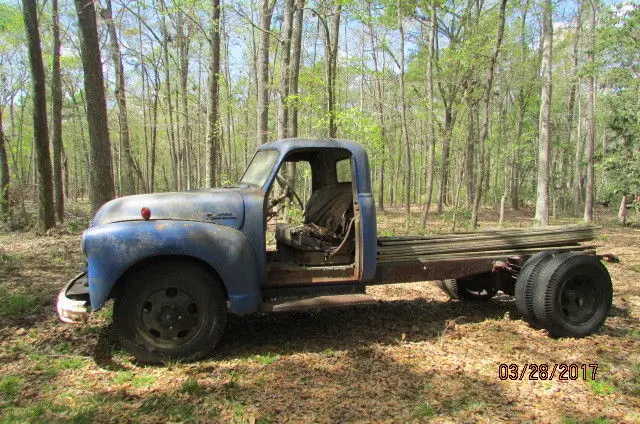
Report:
413,401,436,418
0,290,40,319
179,377,205,396
0,375,24,401
253,353,279,365
321,347,340,357
139,393,195,420
586,379,617,396
0,205,639,423
562,417,612,424
0,251,21,269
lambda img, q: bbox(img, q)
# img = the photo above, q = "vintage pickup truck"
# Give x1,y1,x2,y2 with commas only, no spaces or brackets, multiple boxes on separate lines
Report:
57,139,614,362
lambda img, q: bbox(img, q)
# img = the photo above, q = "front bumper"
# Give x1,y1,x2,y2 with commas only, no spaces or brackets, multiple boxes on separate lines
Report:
56,272,90,324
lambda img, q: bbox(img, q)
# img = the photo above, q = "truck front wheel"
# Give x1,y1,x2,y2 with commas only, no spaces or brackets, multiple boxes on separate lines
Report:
113,260,227,363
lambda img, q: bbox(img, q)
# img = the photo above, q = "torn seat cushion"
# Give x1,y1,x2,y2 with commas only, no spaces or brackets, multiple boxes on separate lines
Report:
276,183,354,252
303,183,353,235
276,223,341,251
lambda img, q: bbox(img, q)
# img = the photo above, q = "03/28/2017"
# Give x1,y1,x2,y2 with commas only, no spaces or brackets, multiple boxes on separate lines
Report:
498,363,598,381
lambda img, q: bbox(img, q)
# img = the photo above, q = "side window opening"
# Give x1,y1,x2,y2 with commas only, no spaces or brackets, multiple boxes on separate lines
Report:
336,158,352,183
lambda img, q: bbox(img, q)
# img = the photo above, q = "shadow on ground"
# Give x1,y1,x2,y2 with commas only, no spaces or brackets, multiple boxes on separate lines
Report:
89,295,516,364
215,296,517,359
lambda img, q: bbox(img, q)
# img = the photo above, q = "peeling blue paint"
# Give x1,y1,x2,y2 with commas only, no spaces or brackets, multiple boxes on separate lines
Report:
83,220,261,314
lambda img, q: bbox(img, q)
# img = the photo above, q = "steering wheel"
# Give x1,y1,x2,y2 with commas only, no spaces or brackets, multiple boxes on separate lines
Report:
272,175,304,210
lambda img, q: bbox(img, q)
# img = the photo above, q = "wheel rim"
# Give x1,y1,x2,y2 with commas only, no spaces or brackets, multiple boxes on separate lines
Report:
138,286,201,348
559,276,598,325
458,275,497,299
462,287,497,298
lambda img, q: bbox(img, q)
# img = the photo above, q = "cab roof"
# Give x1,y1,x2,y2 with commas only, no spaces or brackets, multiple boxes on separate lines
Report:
255,138,371,194
256,138,366,158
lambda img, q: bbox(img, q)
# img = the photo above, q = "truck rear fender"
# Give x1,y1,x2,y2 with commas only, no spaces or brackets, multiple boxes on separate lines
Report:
83,220,262,314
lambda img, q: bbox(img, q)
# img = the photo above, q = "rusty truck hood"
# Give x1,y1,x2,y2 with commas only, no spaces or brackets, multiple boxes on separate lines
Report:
91,188,260,229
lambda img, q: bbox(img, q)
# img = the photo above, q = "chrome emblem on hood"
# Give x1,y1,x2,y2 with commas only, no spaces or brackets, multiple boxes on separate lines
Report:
205,212,238,221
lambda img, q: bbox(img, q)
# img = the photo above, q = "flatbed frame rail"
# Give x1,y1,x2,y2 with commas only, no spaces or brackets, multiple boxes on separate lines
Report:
374,225,598,283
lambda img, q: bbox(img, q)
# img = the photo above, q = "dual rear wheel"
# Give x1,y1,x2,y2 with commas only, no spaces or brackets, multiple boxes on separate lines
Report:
438,251,613,338
515,252,612,337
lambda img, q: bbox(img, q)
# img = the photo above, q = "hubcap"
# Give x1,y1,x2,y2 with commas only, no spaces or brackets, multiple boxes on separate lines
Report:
559,277,597,325
139,287,200,347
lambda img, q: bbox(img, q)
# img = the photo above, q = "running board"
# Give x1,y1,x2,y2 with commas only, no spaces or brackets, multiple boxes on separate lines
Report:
261,294,375,312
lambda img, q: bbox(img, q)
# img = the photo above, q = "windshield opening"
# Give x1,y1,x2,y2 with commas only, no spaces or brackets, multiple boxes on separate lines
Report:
239,150,279,188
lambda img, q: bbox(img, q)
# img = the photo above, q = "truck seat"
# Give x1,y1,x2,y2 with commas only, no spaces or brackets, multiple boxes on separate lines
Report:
276,183,354,253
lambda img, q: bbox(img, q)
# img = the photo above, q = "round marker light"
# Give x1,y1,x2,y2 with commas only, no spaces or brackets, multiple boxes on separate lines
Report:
141,207,151,220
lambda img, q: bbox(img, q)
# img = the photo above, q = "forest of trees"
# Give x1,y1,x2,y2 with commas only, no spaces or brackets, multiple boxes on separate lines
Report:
0,0,638,232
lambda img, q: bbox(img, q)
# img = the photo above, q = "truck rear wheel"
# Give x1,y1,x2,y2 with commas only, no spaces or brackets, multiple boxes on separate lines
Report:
440,274,497,301
514,250,557,323
113,260,227,363
532,253,612,337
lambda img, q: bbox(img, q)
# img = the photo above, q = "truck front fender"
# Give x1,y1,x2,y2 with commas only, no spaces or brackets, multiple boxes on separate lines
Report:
83,220,262,314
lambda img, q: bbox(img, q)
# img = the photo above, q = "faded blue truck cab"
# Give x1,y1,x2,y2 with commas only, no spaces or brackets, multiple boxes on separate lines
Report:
71,138,376,319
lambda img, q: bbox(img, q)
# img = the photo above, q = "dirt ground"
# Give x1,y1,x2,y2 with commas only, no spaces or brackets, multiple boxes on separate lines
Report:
0,205,638,423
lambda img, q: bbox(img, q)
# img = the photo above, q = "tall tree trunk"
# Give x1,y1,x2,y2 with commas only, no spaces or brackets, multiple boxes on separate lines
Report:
618,195,628,225
568,0,582,206
0,109,9,217
437,107,453,213
101,0,143,195
512,0,529,210
51,0,64,222
584,1,596,222
464,94,477,206
365,0,386,212
512,55,527,210
513,91,526,207
74,0,116,213
206,0,222,187
278,0,296,220
397,0,411,229
256,0,276,145
534,0,553,226
421,1,437,227
319,4,342,139
222,13,237,180
159,4,178,190
150,70,160,192
277,0,295,140
178,14,191,190
289,0,305,138
137,3,150,192
509,1,530,211
328,5,341,138
573,96,584,215
470,0,507,230
451,108,473,232
23,0,56,231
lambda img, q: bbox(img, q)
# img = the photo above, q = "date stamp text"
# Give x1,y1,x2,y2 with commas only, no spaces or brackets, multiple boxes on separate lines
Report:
498,363,598,381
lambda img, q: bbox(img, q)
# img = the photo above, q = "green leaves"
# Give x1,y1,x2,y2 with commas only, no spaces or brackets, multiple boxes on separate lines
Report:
0,3,24,53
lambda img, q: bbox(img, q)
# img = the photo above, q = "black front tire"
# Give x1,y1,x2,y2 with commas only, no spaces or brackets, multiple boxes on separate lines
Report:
532,253,612,338
113,260,227,363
